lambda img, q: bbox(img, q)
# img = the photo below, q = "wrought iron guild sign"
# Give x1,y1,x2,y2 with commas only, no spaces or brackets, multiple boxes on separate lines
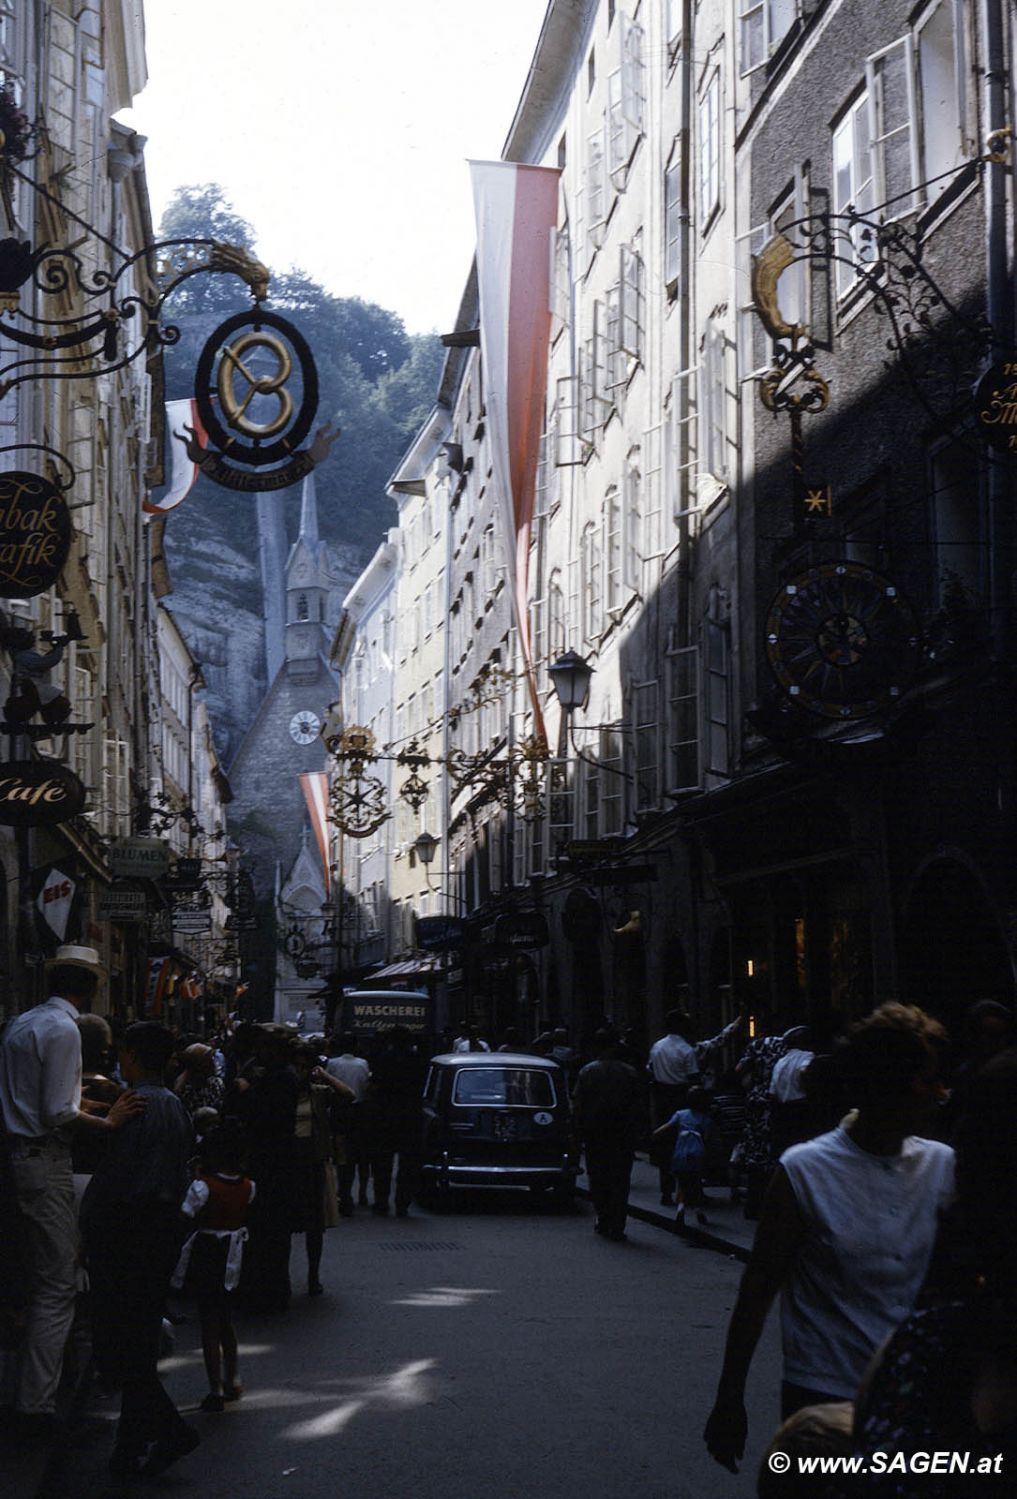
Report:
765,562,922,721
181,310,339,492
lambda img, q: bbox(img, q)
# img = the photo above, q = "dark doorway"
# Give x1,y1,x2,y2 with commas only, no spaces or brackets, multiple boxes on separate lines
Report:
900,860,1015,1032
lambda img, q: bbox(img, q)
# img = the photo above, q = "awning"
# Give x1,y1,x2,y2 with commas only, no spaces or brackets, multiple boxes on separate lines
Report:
368,955,444,981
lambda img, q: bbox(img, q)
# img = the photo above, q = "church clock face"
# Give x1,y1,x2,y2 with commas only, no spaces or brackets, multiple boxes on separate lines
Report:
765,561,921,721
289,710,322,745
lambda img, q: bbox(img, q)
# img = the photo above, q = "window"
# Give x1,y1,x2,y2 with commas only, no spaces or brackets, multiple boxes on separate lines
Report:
583,754,599,838
664,141,685,297
698,70,722,230
633,681,658,810
604,285,624,396
667,645,701,792
916,1,970,201
605,489,622,612
739,0,797,76
581,521,603,642
607,16,644,188
586,125,607,253
665,0,682,64
619,243,645,365
555,374,589,466
865,37,919,214
588,48,596,96
548,570,566,656
624,455,642,593
453,1068,556,1107
704,609,731,777
701,321,728,482
599,725,625,833
550,225,570,340
642,423,664,570
832,91,876,297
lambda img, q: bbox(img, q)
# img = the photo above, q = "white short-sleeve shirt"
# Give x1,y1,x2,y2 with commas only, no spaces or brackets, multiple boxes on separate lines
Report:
0,996,82,1138
779,1125,955,1398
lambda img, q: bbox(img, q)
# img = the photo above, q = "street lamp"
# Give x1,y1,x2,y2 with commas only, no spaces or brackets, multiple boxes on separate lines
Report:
548,650,593,713
413,830,440,867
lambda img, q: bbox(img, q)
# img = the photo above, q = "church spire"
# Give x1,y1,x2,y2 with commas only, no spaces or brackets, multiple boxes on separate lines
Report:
298,472,319,549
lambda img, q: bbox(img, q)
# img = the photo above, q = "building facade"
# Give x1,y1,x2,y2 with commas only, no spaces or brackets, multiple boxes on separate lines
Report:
332,0,1015,1053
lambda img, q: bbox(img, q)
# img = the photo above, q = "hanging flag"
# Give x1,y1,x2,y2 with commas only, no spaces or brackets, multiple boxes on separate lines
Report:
299,772,331,890
144,399,208,516
470,160,561,739
143,955,170,1018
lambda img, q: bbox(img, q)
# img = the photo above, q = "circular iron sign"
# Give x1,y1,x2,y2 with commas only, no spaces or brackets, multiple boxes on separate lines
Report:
0,470,72,599
0,760,86,826
765,561,921,721
195,309,319,468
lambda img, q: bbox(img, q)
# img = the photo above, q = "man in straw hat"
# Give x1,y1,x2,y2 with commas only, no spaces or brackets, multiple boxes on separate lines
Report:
0,945,142,1442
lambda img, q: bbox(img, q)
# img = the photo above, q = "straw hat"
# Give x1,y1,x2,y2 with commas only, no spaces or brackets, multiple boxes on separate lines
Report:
45,944,106,978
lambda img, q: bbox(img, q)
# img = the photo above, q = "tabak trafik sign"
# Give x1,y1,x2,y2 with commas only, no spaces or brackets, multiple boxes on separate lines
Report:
0,470,72,599
0,761,85,826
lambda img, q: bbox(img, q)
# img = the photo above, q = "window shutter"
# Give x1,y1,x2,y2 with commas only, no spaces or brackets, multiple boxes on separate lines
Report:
667,645,702,792
865,35,918,216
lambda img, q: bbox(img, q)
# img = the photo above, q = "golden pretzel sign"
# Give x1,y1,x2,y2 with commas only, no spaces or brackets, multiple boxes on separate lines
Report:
217,330,294,438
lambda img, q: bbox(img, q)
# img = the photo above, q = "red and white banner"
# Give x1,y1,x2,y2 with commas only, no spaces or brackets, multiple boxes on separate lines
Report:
300,772,331,890
144,399,208,516
470,160,561,739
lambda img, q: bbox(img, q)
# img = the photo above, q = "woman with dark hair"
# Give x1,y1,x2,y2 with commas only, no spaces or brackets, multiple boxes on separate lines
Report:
842,1047,1017,1494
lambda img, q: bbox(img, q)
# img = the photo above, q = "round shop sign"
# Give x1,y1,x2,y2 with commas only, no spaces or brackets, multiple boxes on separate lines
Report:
0,470,72,599
0,760,86,826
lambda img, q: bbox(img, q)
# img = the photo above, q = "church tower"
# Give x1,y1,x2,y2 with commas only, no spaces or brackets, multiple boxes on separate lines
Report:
285,474,331,678
227,473,336,935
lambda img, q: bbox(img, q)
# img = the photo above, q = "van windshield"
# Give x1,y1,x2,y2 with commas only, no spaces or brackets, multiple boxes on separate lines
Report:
452,1068,556,1108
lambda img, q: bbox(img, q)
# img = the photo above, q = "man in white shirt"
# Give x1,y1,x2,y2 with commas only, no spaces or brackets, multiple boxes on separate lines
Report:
0,946,141,1439
325,1034,371,1215
453,1026,490,1053
703,1002,954,1475
648,1009,743,1203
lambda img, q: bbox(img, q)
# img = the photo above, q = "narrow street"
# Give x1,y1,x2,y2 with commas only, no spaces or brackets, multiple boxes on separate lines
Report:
45,1198,778,1499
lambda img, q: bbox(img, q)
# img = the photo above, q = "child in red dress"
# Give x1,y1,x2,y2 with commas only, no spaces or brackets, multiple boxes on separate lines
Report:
173,1124,254,1412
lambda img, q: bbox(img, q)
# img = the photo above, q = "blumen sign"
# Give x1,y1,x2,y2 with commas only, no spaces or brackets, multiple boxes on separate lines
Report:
0,471,72,599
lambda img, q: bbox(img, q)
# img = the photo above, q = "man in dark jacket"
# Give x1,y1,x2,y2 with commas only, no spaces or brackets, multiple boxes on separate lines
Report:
80,1022,196,1479
573,1029,642,1242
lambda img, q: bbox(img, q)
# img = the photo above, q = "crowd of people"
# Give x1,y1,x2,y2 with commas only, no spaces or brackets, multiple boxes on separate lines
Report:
2,940,1016,1492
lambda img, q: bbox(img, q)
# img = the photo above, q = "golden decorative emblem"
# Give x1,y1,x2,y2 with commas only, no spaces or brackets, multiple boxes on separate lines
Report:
217,329,294,439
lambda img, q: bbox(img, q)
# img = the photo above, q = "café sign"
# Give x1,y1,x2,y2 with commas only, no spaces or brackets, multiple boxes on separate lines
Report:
0,471,72,599
0,760,85,826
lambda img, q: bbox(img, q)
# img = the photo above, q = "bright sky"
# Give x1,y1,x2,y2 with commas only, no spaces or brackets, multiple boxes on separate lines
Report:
120,0,551,335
